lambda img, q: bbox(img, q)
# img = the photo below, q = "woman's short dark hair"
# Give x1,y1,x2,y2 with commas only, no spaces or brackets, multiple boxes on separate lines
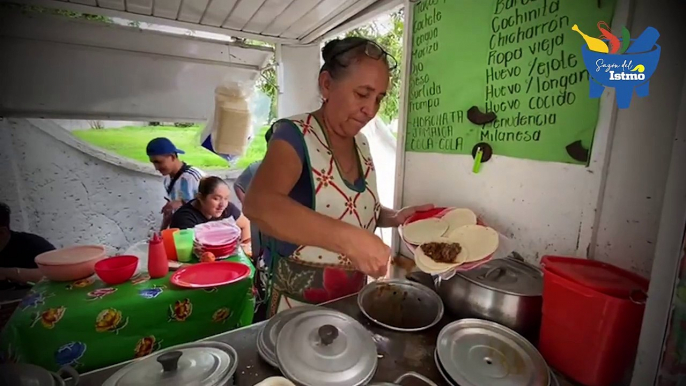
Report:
198,176,228,198
320,37,393,80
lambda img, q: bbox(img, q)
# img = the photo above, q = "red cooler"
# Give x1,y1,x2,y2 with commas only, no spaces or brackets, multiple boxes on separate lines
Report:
539,256,649,386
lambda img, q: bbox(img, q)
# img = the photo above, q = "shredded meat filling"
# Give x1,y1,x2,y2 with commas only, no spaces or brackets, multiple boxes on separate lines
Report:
422,242,462,264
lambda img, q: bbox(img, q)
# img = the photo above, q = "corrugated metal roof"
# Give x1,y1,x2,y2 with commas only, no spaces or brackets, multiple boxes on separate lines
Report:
15,0,398,44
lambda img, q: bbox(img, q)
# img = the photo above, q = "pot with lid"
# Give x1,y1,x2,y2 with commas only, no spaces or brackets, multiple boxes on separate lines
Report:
257,305,321,368
435,318,550,386
102,341,238,386
409,257,543,338
276,308,378,386
0,363,80,386
438,257,543,337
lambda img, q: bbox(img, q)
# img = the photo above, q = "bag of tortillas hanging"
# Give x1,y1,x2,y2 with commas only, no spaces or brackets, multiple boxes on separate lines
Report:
200,81,253,164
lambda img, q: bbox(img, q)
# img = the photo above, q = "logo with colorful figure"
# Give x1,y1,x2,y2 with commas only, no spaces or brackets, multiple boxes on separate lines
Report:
572,22,660,109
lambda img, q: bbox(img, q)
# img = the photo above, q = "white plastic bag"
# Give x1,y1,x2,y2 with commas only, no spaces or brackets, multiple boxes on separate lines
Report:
200,79,254,164
124,240,150,274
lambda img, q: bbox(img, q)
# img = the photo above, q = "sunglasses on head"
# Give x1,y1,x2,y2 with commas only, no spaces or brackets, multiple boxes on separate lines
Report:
330,39,398,71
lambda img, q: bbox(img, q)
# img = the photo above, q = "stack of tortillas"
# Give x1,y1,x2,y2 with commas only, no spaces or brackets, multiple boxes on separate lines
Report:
401,208,499,274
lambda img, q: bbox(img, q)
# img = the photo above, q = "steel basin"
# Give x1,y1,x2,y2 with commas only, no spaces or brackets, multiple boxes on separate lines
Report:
409,257,543,339
357,279,444,332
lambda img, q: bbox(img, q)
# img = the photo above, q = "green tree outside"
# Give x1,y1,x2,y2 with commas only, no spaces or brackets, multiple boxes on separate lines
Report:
256,11,404,123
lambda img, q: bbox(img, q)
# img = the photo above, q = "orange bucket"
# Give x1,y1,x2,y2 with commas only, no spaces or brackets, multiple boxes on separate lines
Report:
161,228,179,261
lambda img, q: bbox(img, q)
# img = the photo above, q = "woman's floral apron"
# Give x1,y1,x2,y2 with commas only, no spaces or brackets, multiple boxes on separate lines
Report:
266,114,380,317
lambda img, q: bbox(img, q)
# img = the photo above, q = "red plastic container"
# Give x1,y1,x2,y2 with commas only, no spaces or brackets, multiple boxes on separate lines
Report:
95,255,138,285
539,256,649,386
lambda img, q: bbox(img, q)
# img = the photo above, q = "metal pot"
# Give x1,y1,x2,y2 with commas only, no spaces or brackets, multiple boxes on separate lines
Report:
368,372,438,385
0,363,79,386
357,279,444,332
276,308,378,386
410,257,543,338
102,341,238,386
436,319,549,386
257,305,321,368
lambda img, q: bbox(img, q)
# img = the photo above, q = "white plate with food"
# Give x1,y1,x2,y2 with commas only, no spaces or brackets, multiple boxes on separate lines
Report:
414,232,498,273
399,207,480,250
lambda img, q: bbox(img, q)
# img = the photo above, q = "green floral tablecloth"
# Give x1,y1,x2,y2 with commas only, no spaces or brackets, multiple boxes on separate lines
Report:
0,252,255,373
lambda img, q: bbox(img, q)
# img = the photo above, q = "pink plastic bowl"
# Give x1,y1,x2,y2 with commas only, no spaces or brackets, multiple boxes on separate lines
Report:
35,245,106,282
95,255,138,285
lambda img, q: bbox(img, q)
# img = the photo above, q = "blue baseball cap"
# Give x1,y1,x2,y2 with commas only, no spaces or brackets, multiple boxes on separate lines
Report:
146,137,185,156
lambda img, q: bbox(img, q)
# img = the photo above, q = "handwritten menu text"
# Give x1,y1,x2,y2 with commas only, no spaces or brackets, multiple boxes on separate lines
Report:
405,0,617,164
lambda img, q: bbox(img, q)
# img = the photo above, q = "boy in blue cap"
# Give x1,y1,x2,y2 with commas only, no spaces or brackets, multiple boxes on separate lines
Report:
146,137,205,229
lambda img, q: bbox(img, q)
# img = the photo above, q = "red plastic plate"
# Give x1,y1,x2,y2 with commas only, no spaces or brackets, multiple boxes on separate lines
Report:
170,261,251,288
403,207,450,225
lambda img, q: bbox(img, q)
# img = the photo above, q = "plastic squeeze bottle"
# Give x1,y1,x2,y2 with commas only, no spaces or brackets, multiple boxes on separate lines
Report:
148,232,169,278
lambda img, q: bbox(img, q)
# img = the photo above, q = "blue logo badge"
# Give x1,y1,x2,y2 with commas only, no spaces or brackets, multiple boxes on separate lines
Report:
573,22,661,109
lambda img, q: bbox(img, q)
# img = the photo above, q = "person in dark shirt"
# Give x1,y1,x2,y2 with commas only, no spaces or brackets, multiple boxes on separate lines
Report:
0,202,55,285
233,127,272,260
170,177,251,243
233,127,273,204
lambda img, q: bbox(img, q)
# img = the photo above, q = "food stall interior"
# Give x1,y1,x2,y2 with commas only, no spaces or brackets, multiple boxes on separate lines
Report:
1,0,685,385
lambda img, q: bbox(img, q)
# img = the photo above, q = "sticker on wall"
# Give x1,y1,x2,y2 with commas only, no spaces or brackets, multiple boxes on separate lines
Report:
573,23,660,109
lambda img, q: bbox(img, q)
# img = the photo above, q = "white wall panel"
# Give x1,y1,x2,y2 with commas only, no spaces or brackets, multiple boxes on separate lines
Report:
277,44,321,118
0,38,255,121
0,12,270,121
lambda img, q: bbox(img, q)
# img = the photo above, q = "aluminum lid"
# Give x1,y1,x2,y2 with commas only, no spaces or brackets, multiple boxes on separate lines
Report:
103,342,237,386
0,364,59,386
276,309,378,386
436,319,548,386
458,258,543,296
258,305,321,367
434,350,457,386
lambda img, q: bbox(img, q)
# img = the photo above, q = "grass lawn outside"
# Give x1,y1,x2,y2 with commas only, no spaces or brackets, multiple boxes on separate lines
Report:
72,125,271,170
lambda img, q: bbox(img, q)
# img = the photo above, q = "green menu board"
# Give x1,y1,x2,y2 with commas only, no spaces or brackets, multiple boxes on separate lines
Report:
405,0,617,164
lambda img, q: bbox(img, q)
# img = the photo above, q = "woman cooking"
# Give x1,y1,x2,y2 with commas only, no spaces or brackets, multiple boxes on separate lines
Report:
243,37,431,318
